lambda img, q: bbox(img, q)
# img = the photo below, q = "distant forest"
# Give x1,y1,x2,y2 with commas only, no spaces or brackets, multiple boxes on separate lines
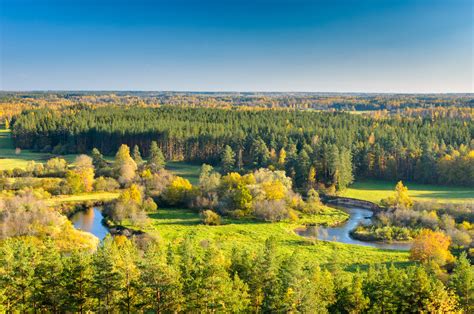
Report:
1,92,473,120
11,106,473,187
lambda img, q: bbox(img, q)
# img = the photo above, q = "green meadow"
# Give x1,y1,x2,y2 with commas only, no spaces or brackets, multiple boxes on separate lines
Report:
47,192,120,206
340,179,474,205
0,128,77,170
125,207,410,268
165,161,203,185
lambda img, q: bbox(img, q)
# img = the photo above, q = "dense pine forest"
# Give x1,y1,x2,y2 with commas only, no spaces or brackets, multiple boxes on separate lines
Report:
11,106,474,187
2,235,471,313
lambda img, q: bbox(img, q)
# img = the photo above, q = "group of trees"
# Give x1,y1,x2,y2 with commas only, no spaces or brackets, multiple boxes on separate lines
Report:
2,92,473,119
11,107,472,188
1,235,472,313
0,190,98,250
192,165,329,222
352,182,473,252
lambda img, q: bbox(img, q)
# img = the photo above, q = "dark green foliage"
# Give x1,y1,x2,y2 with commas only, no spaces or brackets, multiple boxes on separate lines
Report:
220,145,235,174
0,236,466,312
11,106,473,188
449,252,474,312
132,145,143,165
147,141,165,172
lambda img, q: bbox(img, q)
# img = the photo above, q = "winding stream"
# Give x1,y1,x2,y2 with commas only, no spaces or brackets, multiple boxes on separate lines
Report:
71,206,411,250
70,207,109,240
296,207,412,251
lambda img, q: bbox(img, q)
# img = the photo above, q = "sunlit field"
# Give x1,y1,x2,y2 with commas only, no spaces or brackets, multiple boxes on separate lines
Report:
341,179,474,204
124,207,410,269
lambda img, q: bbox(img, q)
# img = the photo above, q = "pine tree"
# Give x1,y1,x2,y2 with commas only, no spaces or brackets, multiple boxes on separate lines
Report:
261,237,281,312
0,239,38,312
449,252,473,312
61,250,93,312
328,144,340,187
221,145,235,174
148,141,165,172
140,244,183,313
90,236,121,312
91,147,108,169
338,148,354,190
132,145,143,165
31,241,64,312
296,149,310,187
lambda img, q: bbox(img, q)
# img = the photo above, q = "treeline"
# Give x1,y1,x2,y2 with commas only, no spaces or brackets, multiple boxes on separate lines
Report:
1,235,472,313
1,91,473,113
12,107,474,187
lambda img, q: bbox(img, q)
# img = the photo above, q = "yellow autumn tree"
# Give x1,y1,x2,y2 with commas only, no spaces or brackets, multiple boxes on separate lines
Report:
278,148,286,167
163,177,193,205
74,154,95,192
119,183,143,205
262,180,286,200
410,229,454,266
381,181,413,208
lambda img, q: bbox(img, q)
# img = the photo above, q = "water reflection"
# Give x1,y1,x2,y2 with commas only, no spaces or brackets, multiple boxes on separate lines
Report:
297,207,411,251
70,207,109,240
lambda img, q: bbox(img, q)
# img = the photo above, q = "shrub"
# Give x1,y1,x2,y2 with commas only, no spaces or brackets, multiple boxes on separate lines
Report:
45,157,68,176
142,197,158,212
253,199,289,222
201,210,222,226
94,176,120,192
162,177,193,205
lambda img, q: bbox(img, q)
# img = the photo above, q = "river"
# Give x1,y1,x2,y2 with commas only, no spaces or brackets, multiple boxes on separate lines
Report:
70,207,109,240
71,206,411,250
296,207,412,251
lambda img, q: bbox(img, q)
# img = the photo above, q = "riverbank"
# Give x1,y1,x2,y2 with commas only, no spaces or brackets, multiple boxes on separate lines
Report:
295,206,412,251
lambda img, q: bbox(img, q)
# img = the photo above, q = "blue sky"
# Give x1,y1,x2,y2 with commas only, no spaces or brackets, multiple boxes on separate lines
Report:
1,0,472,92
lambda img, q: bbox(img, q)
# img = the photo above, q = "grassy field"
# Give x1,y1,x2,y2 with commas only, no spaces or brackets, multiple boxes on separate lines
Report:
165,161,203,185
47,192,120,206
340,179,474,204
0,128,77,170
127,208,409,268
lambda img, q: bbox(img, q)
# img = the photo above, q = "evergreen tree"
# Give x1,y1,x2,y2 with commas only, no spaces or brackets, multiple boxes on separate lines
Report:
260,237,281,312
31,241,64,312
0,239,38,312
328,144,340,187
148,141,165,172
140,244,183,313
61,250,93,312
90,236,121,312
251,138,270,168
338,147,354,190
221,145,235,174
132,145,143,165
449,252,473,312
296,149,310,188
91,147,108,169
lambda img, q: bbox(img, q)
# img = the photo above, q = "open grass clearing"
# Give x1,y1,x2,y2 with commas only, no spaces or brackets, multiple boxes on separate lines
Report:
47,192,120,206
165,161,203,185
340,179,473,205
0,129,77,170
124,207,410,268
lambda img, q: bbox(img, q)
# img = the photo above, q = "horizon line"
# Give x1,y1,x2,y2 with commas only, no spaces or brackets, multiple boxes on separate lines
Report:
1,89,473,95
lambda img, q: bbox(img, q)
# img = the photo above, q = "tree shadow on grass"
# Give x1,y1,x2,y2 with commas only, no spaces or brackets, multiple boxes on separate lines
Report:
414,191,474,200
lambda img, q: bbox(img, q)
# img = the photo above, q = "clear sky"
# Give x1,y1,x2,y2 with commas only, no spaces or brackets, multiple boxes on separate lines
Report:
1,0,472,92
